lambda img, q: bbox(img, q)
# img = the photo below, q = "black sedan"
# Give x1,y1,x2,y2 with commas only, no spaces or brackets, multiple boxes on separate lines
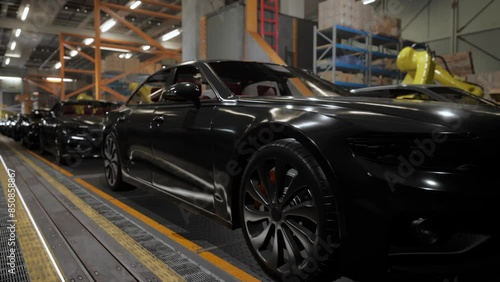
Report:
40,100,120,165
103,60,500,281
18,108,51,149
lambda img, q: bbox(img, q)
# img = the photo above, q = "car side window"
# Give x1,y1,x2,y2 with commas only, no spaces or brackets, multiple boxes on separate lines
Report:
241,81,280,97
128,70,172,105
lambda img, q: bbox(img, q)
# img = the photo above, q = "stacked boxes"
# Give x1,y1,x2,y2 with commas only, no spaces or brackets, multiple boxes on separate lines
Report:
371,58,398,70
466,71,500,100
435,52,474,77
317,70,365,84
318,0,401,37
102,55,140,73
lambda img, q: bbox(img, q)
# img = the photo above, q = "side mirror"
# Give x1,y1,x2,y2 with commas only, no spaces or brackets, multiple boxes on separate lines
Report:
163,82,201,108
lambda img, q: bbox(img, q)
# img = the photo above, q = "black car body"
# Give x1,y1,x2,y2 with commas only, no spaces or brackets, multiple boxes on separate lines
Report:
103,60,500,281
40,100,120,165
18,108,51,148
4,113,26,141
351,84,498,108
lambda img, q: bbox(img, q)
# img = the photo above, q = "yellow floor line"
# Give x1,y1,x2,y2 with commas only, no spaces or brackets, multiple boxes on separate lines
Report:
0,155,65,282
26,145,260,282
9,145,184,282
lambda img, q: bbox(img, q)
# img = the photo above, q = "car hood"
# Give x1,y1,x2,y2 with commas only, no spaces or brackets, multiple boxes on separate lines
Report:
236,96,500,134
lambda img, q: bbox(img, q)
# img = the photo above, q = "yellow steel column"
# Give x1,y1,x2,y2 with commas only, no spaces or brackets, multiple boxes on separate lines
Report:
94,0,102,100
200,16,207,59
246,0,258,33
59,33,65,100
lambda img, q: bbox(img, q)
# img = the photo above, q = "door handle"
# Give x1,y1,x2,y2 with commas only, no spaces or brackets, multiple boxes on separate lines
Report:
152,115,164,125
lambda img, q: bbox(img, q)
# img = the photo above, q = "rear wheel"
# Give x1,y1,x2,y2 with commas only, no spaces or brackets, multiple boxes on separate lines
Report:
104,133,124,190
240,139,340,281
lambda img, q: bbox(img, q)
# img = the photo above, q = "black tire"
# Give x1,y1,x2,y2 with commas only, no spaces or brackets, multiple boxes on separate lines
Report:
239,139,340,281
55,141,66,165
103,133,125,191
38,134,48,155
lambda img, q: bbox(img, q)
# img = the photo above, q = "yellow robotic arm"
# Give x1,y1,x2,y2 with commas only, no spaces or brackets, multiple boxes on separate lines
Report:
397,46,483,97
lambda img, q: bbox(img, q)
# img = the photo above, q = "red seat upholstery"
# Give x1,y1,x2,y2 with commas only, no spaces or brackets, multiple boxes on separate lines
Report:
225,82,242,95
257,85,277,96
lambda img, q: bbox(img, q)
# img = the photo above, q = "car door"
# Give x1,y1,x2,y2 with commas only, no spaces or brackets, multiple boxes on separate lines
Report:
115,70,173,183
151,65,217,212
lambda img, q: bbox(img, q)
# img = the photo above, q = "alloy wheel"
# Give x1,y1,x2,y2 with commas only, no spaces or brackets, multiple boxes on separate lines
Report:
104,136,119,187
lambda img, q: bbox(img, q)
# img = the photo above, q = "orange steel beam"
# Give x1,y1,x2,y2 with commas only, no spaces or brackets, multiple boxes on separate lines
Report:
102,54,172,85
28,79,60,96
100,2,181,21
102,86,128,101
65,69,95,74
101,6,165,50
140,0,182,11
200,16,207,59
246,0,258,33
66,83,96,98
59,33,65,100
63,43,95,63
94,0,102,100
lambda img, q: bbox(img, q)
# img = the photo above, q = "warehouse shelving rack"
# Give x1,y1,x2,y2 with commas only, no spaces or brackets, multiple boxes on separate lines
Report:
313,25,411,89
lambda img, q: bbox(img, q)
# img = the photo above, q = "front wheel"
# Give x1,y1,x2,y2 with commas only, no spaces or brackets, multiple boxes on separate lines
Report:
239,139,340,281
103,133,124,190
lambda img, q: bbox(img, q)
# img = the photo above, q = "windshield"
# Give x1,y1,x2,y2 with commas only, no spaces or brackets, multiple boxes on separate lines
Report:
208,61,350,98
59,102,118,117
429,87,498,108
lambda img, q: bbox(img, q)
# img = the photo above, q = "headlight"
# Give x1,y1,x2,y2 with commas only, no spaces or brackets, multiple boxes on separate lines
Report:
349,134,477,171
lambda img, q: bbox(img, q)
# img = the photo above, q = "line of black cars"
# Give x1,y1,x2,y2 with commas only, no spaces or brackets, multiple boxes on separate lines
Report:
0,100,120,165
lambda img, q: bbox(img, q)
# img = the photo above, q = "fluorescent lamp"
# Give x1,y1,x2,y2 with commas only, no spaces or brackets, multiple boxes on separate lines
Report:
63,56,71,59
124,53,133,59
15,29,21,37
70,50,78,57
54,62,62,69
46,77,74,83
118,53,125,58
130,1,142,9
84,38,94,45
10,41,16,50
161,28,181,41
363,0,376,4
0,76,21,80
99,46,130,52
141,45,150,51
4,58,10,65
21,5,30,21
100,19,116,32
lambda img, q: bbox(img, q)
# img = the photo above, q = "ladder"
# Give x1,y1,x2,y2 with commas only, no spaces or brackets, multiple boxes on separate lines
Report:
259,0,279,52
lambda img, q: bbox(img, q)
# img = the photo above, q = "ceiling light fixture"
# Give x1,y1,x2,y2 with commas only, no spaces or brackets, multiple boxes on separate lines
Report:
161,28,181,41
63,56,71,59
84,38,94,45
0,76,21,80
130,1,142,10
118,53,125,58
100,19,116,32
99,46,130,52
5,58,10,65
15,29,21,37
54,62,62,69
141,45,151,51
10,41,16,50
21,5,30,21
124,53,133,59
46,77,74,83
70,50,78,57
362,0,376,5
